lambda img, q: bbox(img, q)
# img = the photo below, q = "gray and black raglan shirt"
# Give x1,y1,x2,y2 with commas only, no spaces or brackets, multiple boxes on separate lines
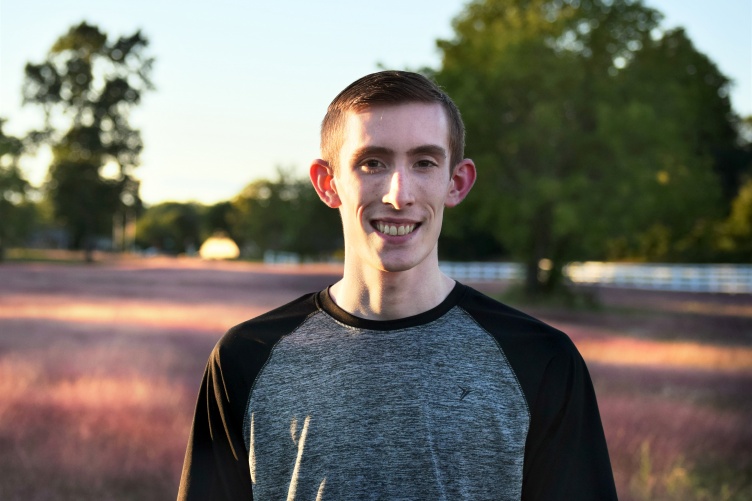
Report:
178,283,617,500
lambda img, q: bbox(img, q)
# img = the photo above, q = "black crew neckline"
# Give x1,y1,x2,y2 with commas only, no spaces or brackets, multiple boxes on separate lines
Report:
316,281,467,331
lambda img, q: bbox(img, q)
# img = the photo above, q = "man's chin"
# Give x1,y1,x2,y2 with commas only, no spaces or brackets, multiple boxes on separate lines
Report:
373,255,424,274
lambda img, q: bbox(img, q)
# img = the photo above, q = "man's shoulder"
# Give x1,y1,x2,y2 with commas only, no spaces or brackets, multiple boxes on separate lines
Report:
457,285,592,413
215,291,321,355
457,285,578,359
460,287,569,342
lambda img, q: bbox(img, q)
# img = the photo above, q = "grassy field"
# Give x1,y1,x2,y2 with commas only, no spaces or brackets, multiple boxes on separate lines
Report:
0,257,749,500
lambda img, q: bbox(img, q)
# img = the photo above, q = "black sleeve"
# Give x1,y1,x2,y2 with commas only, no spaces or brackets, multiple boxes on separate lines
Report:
177,293,318,500
521,349,618,501
459,286,617,500
177,341,255,500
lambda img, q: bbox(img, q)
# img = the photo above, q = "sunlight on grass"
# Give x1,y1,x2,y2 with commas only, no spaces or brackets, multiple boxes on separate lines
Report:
0,357,40,406
0,356,192,498
578,336,752,372
0,356,188,414
1,260,748,500
628,440,751,501
0,295,259,333
652,300,752,318
48,375,185,409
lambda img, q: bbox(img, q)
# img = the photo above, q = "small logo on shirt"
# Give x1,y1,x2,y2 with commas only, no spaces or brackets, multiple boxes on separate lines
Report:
458,385,471,401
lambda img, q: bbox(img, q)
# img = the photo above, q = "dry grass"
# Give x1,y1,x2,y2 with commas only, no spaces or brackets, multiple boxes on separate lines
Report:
0,258,338,500
577,335,752,372
0,258,750,500
0,296,250,332
0,372,191,499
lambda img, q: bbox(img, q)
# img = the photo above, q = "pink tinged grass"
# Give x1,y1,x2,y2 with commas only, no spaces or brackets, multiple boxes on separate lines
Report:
1,260,749,500
0,360,193,495
600,394,752,501
0,260,344,499
575,336,752,373
0,295,264,334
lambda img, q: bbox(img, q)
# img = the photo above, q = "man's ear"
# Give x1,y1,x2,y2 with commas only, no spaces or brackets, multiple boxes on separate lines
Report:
309,159,341,208
445,159,477,208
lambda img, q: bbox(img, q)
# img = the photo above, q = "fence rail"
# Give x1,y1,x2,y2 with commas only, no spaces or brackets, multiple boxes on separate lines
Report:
439,261,752,294
439,261,523,282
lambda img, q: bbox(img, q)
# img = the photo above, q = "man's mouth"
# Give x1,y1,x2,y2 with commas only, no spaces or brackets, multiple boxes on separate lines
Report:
374,221,418,236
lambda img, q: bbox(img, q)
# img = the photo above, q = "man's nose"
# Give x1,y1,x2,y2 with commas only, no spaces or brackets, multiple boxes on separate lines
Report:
382,168,415,209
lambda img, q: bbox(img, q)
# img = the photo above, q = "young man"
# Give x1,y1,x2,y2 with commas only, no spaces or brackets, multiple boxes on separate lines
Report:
178,71,617,500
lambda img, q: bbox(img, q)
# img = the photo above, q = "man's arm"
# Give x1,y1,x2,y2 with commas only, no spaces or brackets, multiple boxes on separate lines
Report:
457,287,617,500
177,343,254,500
521,350,617,500
177,293,318,500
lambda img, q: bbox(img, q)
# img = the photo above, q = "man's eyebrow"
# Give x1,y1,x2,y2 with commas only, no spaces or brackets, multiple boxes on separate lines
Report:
350,146,394,161
349,144,447,162
407,145,447,159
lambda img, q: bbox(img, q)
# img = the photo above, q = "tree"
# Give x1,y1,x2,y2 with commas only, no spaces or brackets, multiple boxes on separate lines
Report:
725,117,752,261
204,201,235,238
23,22,153,261
717,175,752,261
434,0,732,296
611,28,749,261
0,119,36,261
135,202,205,255
229,168,342,259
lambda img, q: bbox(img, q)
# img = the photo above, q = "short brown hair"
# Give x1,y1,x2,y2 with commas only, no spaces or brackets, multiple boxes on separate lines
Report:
320,71,465,171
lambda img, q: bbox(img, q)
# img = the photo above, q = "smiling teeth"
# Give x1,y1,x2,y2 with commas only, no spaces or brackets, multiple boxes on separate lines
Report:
376,222,416,236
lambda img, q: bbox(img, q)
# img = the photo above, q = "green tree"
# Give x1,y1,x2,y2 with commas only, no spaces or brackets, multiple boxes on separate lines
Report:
229,168,341,259
135,202,204,255
717,177,752,261
0,119,35,261
204,201,235,238
22,22,153,261
434,0,731,296
610,28,749,261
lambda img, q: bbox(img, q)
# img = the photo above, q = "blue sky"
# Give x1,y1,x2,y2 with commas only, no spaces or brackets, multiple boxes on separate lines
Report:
1,0,750,205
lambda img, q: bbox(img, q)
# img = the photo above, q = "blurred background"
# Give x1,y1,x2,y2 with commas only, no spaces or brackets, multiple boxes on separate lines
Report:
0,0,750,499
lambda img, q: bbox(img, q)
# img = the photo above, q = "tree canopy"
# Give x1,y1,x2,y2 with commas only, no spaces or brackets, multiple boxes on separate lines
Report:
135,201,204,255
228,168,342,259
434,0,744,294
23,22,153,260
0,120,36,261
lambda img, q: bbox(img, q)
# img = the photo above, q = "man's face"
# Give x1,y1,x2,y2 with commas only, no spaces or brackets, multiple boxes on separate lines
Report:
328,102,462,273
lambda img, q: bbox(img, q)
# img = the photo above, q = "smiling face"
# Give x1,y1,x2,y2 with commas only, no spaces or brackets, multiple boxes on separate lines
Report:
312,102,475,275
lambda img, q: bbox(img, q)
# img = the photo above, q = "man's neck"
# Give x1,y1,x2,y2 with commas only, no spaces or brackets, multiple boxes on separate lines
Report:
329,257,456,321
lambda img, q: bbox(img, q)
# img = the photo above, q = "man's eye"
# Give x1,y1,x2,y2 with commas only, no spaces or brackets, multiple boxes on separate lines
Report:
360,159,385,172
415,160,438,169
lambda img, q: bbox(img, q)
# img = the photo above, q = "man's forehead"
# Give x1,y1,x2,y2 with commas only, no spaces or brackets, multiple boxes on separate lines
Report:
340,102,450,144
345,101,447,120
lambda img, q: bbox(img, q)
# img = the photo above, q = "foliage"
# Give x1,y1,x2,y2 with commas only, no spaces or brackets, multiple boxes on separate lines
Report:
716,177,752,261
434,0,739,295
628,440,752,501
132,169,341,259
228,168,342,259
22,22,153,259
204,201,235,238
135,202,205,255
0,120,36,260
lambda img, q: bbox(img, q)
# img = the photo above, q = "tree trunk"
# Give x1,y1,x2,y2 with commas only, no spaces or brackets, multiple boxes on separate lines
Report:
523,206,553,298
83,234,95,263
524,258,541,297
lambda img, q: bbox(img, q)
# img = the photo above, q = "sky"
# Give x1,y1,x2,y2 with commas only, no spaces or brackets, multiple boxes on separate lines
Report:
1,0,750,206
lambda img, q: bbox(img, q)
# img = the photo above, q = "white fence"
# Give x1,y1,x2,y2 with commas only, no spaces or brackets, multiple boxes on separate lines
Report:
439,262,523,282
439,261,752,294
564,262,752,294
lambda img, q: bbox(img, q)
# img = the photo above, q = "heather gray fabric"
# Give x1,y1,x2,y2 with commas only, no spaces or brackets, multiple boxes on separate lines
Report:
243,307,529,501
